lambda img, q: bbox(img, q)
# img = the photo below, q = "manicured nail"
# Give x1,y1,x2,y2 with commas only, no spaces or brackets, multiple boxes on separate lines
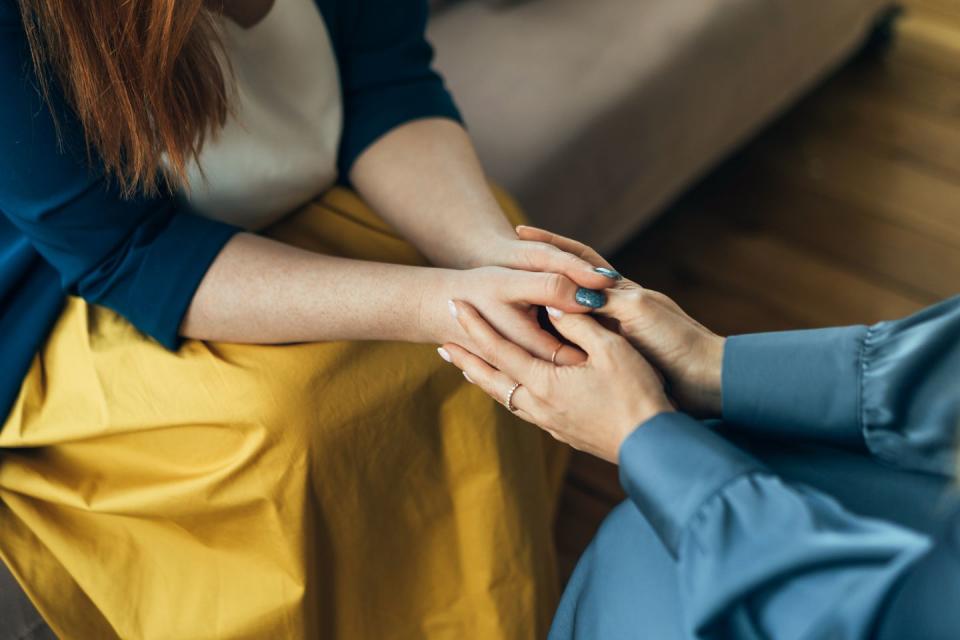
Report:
593,267,622,281
575,287,607,309
545,306,564,318
463,371,474,383
447,300,458,318
437,347,451,362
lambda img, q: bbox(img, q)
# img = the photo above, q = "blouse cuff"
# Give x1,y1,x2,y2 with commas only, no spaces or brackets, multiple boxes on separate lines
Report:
619,412,764,556
722,326,867,445
859,298,960,475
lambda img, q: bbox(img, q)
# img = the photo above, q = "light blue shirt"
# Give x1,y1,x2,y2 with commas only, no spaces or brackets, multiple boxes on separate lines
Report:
551,297,960,639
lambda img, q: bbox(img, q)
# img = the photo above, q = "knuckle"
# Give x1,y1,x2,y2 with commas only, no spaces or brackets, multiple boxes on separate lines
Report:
520,246,545,268
544,247,569,269
466,334,495,362
598,330,618,347
537,242,560,255
521,243,552,265
475,374,497,395
647,290,674,307
598,331,626,355
478,344,500,367
535,370,557,397
543,273,568,299
621,286,649,309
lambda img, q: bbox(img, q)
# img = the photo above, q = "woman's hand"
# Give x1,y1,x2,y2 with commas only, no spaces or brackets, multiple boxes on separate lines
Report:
439,301,674,464
467,233,621,292
348,119,618,292
516,226,725,417
421,266,610,366
601,283,724,416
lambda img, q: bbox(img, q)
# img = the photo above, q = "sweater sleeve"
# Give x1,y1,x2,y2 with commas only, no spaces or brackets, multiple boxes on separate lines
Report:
722,296,960,476
0,11,240,350
619,412,936,640
327,0,463,177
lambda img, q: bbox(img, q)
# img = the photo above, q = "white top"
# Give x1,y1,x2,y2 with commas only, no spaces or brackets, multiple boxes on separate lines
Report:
178,0,343,230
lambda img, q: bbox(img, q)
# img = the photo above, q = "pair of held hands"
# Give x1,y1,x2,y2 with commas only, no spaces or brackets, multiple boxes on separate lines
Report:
437,226,726,464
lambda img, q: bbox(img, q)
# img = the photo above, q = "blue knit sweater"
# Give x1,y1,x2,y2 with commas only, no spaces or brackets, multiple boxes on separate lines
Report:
0,0,461,422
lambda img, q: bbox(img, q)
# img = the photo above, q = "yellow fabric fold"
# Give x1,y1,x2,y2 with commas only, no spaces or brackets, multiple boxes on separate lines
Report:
0,187,568,639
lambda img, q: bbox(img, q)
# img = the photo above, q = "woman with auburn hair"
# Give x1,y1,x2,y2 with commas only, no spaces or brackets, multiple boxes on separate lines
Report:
0,0,619,637
441,228,960,639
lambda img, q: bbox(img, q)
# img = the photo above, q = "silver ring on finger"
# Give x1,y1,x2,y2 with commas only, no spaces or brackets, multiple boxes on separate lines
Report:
505,382,521,412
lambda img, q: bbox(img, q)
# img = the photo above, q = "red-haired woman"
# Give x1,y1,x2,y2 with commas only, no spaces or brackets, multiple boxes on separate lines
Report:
0,0,619,636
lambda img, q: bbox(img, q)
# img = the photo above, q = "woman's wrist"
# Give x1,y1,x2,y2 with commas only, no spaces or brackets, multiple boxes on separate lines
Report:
616,404,674,460
429,228,517,270
630,402,675,433
696,336,726,416
413,267,468,343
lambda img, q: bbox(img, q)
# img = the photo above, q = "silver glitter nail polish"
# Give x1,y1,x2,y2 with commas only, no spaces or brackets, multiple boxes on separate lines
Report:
575,288,607,309
593,267,622,281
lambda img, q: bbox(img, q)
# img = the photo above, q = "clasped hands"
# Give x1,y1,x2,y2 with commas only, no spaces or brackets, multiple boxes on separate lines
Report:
436,226,726,464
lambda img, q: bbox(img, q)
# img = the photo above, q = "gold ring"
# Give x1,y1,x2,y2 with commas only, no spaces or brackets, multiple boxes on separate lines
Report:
550,344,563,365
505,382,521,412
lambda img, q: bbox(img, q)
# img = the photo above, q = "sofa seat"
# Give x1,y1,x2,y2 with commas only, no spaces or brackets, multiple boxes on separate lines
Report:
430,0,892,251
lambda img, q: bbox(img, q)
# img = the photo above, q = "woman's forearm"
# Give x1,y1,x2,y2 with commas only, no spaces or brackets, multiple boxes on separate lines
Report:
180,232,450,344
349,118,516,269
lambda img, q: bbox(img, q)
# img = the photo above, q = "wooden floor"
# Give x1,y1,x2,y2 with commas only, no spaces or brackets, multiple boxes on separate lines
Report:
553,0,960,580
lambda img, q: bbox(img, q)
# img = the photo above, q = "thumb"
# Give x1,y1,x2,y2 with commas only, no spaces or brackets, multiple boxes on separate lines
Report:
545,307,624,359
513,272,608,314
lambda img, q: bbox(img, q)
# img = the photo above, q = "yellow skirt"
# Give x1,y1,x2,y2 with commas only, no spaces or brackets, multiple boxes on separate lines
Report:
0,188,568,639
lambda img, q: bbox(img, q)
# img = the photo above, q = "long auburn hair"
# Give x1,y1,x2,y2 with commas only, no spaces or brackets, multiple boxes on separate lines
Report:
17,0,230,196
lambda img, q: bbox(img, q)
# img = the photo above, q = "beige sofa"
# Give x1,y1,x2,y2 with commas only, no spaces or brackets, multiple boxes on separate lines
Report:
430,0,894,252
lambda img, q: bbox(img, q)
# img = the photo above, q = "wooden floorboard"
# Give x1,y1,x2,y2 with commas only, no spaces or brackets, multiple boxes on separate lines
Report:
554,0,960,580
717,172,960,301
856,57,960,120
800,77,960,182
898,8,960,74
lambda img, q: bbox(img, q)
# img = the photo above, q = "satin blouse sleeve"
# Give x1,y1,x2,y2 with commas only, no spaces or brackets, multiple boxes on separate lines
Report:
722,296,960,476
620,412,946,639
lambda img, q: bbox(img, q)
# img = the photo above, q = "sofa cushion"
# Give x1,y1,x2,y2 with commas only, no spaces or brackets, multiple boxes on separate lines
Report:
429,0,891,251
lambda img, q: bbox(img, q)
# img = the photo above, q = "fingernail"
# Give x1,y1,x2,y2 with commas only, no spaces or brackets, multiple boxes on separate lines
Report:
447,300,458,319
545,306,564,318
575,287,607,309
463,371,474,383
437,347,451,362
593,267,622,281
